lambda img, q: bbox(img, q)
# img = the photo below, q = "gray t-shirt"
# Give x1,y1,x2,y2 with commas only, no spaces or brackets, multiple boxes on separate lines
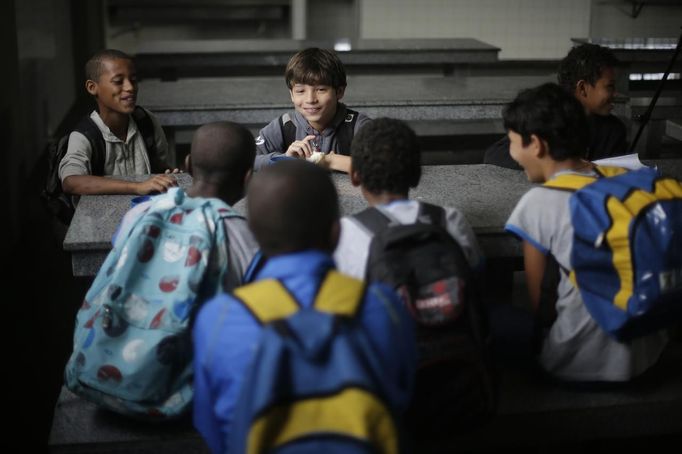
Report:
254,103,371,170
506,170,667,382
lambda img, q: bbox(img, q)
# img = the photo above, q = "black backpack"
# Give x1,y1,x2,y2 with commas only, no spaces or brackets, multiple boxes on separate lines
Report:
279,108,358,155
42,107,159,225
353,202,497,436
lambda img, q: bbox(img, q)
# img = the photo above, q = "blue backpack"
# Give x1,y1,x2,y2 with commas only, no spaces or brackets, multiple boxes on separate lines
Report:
544,166,682,341
228,271,402,454
64,187,240,419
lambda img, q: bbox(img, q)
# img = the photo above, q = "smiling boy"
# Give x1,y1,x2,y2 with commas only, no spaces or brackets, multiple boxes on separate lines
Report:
59,49,178,195
485,43,628,168
254,48,371,172
503,83,666,383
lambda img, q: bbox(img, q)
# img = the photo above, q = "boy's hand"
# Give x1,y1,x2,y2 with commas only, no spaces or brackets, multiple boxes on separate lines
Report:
165,168,183,174
285,135,316,158
136,174,178,195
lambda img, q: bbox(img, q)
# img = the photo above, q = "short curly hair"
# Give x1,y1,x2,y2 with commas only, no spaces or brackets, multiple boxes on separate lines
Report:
285,48,347,90
557,43,619,91
351,118,421,195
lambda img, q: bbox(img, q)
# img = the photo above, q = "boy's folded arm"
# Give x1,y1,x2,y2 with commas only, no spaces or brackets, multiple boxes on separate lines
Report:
62,174,177,195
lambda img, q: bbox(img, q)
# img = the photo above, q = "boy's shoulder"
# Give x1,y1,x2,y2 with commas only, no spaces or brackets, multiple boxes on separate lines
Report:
512,184,573,220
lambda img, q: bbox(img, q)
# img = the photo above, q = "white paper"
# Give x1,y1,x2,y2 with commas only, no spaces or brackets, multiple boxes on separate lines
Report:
591,153,649,170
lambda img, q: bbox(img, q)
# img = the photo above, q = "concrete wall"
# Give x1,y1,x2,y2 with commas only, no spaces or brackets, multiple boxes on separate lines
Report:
590,1,682,39
358,0,592,59
357,0,682,60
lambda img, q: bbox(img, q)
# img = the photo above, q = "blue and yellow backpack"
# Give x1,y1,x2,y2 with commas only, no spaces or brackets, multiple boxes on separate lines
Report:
64,188,240,419
544,165,682,340
228,271,403,454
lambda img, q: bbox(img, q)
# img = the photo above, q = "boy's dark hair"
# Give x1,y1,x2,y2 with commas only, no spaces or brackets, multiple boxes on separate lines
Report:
351,118,421,195
285,48,347,90
85,49,134,82
248,160,339,256
190,122,255,187
503,83,589,161
557,43,619,92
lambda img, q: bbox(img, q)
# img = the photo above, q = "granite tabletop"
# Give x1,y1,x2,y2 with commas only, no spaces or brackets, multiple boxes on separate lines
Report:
63,160,682,277
63,165,531,276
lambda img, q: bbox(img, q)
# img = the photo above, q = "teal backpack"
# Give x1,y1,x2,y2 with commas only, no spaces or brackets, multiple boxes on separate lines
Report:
65,188,240,419
228,271,403,454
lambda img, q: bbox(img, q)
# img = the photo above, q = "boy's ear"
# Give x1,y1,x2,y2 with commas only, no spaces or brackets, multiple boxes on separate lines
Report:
336,86,346,101
329,219,341,251
529,134,547,158
350,168,362,187
85,80,98,97
243,168,253,188
184,154,192,175
575,79,589,99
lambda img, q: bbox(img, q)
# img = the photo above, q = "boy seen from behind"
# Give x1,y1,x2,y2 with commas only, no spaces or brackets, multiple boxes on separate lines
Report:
65,122,259,418
504,83,666,382
193,160,416,453
334,118,494,436
59,49,179,196
334,117,483,278
254,47,371,173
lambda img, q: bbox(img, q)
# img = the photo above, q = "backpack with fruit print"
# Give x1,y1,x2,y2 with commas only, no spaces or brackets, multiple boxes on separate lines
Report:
65,187,239,419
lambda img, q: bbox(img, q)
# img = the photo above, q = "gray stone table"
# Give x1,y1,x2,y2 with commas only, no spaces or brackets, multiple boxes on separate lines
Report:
63,159,682,277
136,38,500,79
63,165,532,277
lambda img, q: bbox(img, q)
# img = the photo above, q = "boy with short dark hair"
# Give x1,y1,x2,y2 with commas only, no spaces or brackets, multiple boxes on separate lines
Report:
192,160,416,454
59,49,178,196
334,117,483,278
333,118,493,435
485,43,628,168
65,121,259,418
254,47,371,172
504,83,666,382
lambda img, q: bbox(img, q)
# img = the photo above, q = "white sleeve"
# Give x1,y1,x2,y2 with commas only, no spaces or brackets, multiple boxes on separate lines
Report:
443,206,484,270
333,216,371,280
223,218,260,290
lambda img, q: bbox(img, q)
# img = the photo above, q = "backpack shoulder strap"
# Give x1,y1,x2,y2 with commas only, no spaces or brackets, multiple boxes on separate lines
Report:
132,106,165,173
334,108,358,155
352,206,393,234
279,113,297,150
416,202,445,227
242,250,266,285
593,165,629,178
543,165,630,192
543,173,596,192
73,116,106,176
233,279,300,324
313,270,366,317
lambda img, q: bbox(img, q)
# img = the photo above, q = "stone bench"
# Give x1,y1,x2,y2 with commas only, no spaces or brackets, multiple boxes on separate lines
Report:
48,386,208,454
49,339,682,453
